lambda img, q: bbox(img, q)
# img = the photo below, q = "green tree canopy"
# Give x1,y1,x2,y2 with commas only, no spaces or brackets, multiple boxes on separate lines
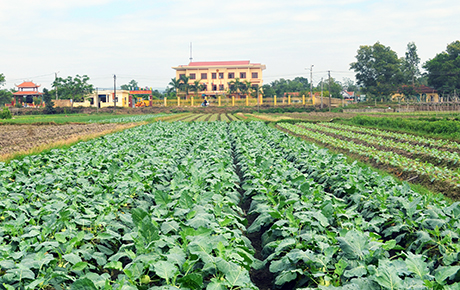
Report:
52,75,94,102
350,42,403,99
401,42,421,85
269,77,310,97
121,79,139,91
423,40,460,95
0,73,13,106
43,88,56,114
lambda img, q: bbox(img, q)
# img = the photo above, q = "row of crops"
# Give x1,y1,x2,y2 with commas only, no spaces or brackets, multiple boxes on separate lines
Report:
87,114,170,123
278,122,460,198
171,113,241,122
1,121,460,289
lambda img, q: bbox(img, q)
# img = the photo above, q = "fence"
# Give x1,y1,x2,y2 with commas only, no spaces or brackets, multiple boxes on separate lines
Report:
157,95,347,108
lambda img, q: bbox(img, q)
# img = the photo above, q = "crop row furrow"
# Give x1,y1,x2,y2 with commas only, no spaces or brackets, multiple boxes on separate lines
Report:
278,122,460,188
300,122,460,166
233,122,460,289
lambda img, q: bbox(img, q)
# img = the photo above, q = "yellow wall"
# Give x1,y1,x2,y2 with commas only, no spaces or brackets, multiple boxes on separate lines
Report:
172,62,265,96
88,90,130,107
392,93,440,102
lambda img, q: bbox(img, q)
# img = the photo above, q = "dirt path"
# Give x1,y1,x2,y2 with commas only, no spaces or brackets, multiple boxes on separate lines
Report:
0,123,134,158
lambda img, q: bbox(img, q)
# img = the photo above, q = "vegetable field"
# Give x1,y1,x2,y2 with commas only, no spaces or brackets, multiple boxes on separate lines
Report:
1,121,460,289
278,122,460,199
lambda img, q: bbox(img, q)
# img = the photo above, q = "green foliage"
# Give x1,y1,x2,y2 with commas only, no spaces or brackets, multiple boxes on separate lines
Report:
0,73,11,107
52,74,94,102
344,115,460,140
42,88,56,114
350,42,404,98
120,79,139,91
423,40,460,95
2,121,460,289
401,42,421,85
0,107,12,119
0,90,12,107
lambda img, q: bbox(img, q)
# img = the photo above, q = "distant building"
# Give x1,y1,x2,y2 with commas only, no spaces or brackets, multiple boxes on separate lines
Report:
13,81,42,105
341,90,355,99
87,90,131,108
172,60,266,98
392,85,439,102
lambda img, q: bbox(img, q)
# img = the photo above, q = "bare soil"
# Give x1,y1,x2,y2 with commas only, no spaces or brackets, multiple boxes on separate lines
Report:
0,123,131,157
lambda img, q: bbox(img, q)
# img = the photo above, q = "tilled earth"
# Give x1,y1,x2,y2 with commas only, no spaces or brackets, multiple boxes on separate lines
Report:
0,123,130,156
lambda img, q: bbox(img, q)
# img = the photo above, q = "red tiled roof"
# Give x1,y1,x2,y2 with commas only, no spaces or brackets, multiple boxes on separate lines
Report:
130,90,152,95
188,61,251,66
16,81,40,88
399,85,437,94
13,91,43,95
417,85,437,94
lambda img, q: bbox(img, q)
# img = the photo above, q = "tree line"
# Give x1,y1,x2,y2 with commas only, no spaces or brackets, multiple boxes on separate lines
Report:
350,40,460,101
1,40,459,107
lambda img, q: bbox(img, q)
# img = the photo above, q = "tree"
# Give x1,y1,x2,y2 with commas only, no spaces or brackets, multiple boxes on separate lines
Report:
0,73,13,106
43,88,56,114
240,80,253,97
168,78,182,97
0,90,12,106
350,42,403,99
402,42,421,85
228,78,242,97
179,75,191,98
342,78,359,92
261,84,275,98
121,80,139,91
52,75,94,102
423,40,460,95
190,80,202,97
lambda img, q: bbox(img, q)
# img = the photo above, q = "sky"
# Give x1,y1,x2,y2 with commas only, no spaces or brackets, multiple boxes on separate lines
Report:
1,0,459,91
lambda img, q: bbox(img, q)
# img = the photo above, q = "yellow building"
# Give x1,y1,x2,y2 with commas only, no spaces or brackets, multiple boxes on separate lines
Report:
87,90,131,108
172,60,266,98
392,85,440,102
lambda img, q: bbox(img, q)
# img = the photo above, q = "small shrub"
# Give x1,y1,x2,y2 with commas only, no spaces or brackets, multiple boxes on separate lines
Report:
1,107,12,119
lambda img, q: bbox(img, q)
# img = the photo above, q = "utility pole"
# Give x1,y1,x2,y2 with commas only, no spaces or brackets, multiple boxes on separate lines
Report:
320,78,323,109
328,71,332,112
310,65,314,108
113,75,116,107
96,87,99,114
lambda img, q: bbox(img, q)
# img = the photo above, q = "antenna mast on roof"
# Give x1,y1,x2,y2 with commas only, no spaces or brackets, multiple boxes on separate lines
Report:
189,42,193,63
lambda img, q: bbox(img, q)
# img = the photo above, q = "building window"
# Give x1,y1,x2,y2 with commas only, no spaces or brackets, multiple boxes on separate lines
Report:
228,72,235,79
189,73,196,80
179,74,185,79
201,73,207,79
212,73,217,79
219,84,224,91
212,84,217,91
251,72,258,79
219,72,224,79
240,72,246,79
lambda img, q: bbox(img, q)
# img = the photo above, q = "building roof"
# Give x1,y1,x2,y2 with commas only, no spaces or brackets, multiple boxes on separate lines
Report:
173,60,266,70
189,61,250,66
13,91,43,96
417,85,437,94
16,81,40,88
130,90,152,95
398,85,438,94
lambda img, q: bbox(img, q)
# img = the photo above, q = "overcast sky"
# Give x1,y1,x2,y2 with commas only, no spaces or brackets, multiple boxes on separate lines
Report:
1,0,459,90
